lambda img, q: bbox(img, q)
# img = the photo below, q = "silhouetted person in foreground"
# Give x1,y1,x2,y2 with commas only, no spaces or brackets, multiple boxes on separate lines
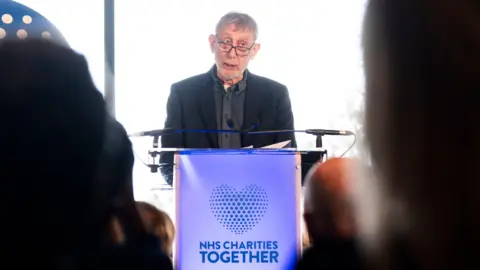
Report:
361,0,480,269
298,158,363,270
0,39,172,269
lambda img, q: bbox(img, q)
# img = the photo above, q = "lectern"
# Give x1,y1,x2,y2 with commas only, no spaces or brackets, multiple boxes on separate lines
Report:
167,148,325,270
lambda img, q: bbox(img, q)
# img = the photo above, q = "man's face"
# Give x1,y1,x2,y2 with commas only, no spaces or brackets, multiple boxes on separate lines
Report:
208,23,260,81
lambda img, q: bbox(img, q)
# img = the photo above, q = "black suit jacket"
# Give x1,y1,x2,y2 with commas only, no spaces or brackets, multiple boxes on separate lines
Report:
159,68,296,184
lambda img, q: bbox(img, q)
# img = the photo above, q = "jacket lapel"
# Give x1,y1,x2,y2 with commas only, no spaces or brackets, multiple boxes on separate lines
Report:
199,69,219,148
242,71,262,146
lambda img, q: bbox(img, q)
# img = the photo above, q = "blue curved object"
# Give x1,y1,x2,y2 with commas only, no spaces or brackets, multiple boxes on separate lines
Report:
0,0,68,46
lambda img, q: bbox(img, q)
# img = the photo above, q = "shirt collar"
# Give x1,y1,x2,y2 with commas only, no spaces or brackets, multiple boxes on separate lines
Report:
211,64,248,94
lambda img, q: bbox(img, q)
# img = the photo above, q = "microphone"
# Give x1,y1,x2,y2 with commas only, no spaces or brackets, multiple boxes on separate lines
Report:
130,120,261,138
305,129,354,136
129,128,175,137
305,129,354,148
227,119,260,133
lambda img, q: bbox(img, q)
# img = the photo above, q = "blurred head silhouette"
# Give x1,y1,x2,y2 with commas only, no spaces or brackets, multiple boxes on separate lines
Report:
0,39,143,259
303,158,357,244
363,0,480,269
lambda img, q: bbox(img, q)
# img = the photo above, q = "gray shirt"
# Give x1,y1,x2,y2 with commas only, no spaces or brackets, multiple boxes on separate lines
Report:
211,68,247,148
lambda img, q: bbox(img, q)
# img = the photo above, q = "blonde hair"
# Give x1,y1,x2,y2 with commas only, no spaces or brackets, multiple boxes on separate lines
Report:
110,202,175,255
136,202,175,255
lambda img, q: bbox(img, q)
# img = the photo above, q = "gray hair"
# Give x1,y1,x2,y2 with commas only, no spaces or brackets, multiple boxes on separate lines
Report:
215,12,258,40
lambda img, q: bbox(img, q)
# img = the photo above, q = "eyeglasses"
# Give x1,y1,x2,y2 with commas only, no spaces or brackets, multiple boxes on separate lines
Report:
216,40,255,56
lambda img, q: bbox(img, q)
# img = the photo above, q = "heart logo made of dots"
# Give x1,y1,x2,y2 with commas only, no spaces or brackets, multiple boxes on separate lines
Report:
209,184,268,235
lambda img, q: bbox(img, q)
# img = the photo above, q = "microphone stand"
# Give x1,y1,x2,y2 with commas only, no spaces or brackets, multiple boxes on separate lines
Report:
315,135,323,148
152,135,159,148
316,134,327,161
149,135,160,173
129,129,172,173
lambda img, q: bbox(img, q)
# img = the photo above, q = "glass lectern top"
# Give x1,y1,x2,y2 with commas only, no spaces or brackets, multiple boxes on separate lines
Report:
179,148,298,155
153,148,327,155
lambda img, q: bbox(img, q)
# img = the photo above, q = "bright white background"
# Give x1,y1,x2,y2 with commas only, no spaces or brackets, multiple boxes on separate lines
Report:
13,0,105,93
4,0,368,231
8,0,367,215
115,1,367,214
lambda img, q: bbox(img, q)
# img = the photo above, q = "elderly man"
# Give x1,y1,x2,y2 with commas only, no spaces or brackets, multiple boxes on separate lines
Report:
298,158,363,269
160,12,296,184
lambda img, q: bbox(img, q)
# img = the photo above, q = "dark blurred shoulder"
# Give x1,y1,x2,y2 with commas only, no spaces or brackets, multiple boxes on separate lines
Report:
297,238,363,270
75,245,173,270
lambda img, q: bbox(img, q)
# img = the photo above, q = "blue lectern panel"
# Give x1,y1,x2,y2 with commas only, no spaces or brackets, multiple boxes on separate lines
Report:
175,150,301,270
